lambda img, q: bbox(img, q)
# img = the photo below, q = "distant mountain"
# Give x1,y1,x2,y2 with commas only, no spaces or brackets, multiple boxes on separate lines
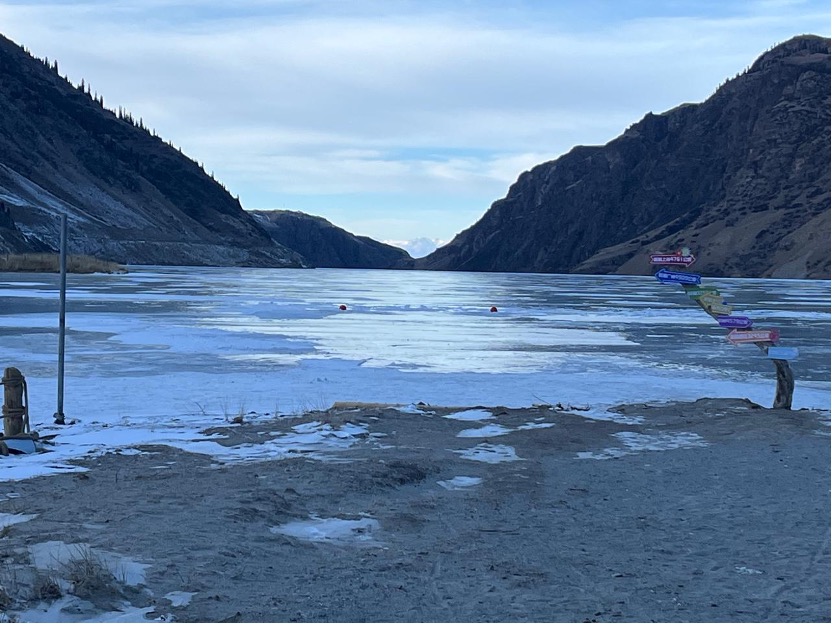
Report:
383,237,446,259
419,35,830,279
251,210,413,269
0,33,303,267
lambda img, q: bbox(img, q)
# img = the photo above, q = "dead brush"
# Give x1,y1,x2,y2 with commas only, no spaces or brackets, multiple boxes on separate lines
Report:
61,546,118,599
32,572,62,600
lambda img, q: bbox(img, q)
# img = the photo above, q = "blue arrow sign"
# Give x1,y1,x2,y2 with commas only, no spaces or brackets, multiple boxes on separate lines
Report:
766,346,799,360
655,268,701,285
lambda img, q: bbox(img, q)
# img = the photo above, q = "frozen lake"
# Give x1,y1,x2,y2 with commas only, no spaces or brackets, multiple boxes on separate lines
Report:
0,267,828,479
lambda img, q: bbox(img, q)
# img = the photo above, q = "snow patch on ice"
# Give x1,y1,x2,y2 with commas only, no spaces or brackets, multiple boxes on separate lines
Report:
735,565,764,575
13,596,158,623
28,541,150,587
165,590,197,607
614,431,708,451
577,431,708,460
453,443,521,463
168,421,369,463
270,516,380,543
576,406,645,425
0,512,37,529
437,476,483,490
443,409,494,421
456,424,512,438
396,403,434,415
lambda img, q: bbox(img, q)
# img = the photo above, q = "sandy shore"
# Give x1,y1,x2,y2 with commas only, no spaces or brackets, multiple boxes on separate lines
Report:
0,398,829,623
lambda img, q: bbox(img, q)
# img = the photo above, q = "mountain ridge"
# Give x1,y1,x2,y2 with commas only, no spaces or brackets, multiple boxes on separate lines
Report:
0,33,303,267
251,210,413,269
419,35,830,279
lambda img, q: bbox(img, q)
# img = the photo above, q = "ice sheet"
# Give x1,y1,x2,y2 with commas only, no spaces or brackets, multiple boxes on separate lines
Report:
0,267,827,482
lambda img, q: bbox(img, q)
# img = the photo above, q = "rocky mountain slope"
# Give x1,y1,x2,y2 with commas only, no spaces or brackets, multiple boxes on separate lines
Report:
251,210,413,269
0,34,302,267
420,35,830,279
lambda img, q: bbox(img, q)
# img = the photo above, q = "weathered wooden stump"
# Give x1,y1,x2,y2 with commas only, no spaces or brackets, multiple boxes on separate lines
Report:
2,367,27,436
771,358,795,410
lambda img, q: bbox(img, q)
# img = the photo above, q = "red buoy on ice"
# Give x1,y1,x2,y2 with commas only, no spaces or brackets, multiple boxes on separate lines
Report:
490,306,498,313
339,304,347,311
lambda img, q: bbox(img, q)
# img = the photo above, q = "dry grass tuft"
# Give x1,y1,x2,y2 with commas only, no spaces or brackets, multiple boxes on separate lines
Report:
61,546,118,599
0,253,127,274
32,573,62,600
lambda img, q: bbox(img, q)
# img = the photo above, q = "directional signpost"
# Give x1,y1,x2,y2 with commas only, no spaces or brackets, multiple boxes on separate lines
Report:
648,247,795,409
717,315,753,329
727,329,780,345
655,268,701,285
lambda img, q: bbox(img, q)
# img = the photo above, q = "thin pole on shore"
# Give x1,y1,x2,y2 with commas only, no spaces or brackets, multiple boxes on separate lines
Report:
54,213,67,425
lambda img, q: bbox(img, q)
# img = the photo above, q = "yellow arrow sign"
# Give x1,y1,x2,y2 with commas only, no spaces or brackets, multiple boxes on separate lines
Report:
699,293,733,316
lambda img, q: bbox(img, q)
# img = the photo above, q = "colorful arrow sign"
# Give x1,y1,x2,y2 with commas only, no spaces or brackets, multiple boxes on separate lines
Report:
767,346,799,360
684,285,720,299
717,315,753,329
655,268,701,285
649,253,696,267
727,329,780,345
698,293,733,316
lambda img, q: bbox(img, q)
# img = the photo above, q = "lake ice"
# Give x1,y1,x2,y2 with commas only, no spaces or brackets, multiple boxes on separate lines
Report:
0,266,828,481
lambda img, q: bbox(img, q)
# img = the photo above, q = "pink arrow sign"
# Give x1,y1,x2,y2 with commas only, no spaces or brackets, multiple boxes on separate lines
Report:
727,329,780,345
649,253,696,267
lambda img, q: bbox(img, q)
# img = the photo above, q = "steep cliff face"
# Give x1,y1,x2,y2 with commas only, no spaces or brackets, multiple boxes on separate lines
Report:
420,35,830,279
251,210,413,269
0,34,302,267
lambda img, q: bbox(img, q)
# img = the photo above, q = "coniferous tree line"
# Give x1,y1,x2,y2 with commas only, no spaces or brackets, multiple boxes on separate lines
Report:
27,48,233,193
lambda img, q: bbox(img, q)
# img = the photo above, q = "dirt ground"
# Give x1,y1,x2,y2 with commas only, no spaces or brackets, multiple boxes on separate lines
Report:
0,398,829,623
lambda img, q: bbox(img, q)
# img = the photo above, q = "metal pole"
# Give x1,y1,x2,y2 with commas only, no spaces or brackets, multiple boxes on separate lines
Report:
54,213,67,425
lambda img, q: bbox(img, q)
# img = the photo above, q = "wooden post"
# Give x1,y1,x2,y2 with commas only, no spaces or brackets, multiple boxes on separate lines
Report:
770,358,794,410
2,367,26,436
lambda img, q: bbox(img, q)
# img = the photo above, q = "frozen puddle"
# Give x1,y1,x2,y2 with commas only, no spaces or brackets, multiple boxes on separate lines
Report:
453,443,522,463
438,476,483,490
270,516,380,544
577,431,708,460
443,409,494,421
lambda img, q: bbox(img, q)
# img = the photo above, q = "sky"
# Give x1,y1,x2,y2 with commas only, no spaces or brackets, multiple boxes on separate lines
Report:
0,0,829,255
